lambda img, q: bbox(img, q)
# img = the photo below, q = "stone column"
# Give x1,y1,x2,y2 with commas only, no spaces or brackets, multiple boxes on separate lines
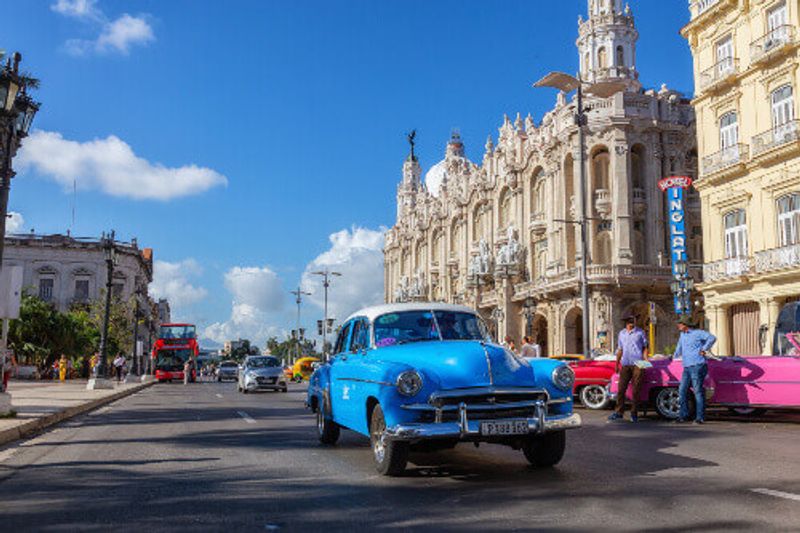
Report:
707,304,730,356
766,298,782,356
612,140,633,264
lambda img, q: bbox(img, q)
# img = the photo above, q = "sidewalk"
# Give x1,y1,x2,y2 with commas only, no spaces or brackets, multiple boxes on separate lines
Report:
0,379,154,446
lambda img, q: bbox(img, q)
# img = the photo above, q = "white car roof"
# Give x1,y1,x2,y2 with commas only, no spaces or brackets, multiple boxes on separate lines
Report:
345,302,480,324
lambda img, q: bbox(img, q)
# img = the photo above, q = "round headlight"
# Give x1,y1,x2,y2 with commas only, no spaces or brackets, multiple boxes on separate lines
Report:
396,370,424,397
552,365,575,391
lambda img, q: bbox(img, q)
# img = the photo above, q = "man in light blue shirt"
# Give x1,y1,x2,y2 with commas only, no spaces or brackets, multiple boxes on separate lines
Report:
675,316,717,424
609,315,648,423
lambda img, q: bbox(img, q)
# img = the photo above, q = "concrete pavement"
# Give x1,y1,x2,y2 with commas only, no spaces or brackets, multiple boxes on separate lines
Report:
0,381,798,531
0,379,154,446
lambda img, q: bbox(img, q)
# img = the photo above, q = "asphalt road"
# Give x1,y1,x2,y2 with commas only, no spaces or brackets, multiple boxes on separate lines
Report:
0,381,799,532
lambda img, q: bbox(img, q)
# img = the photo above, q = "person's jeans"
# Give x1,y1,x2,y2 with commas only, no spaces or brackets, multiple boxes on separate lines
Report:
679,363,708,421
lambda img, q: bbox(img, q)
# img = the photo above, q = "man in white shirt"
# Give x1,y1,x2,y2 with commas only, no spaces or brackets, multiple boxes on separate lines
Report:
520,336,542,358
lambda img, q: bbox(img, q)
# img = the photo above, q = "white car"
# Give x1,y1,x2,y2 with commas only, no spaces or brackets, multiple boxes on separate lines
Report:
238,355,288,393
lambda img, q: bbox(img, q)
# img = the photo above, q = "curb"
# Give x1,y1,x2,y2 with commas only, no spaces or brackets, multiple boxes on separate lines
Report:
0,381,156,447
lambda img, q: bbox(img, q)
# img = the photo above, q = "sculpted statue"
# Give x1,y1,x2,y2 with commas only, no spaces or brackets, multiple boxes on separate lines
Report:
394,276,410,302
497,227,521,266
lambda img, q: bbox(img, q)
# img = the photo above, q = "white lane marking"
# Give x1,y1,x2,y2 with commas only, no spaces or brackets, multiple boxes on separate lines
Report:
751,488,800,502
237,411,256,424
215,393,223,399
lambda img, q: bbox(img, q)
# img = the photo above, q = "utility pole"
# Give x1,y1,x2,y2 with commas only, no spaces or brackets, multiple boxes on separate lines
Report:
88,231,116,390
311,269,341,358
290,286,311,364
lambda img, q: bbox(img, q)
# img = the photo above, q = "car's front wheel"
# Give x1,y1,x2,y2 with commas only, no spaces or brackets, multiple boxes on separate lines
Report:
317,401,340,445
654,387,686,420
522,431,566,468
579,385,611,410
370,404,408,476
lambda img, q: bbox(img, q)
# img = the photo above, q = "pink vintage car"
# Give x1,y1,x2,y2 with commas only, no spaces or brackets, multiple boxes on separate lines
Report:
609,355,800,419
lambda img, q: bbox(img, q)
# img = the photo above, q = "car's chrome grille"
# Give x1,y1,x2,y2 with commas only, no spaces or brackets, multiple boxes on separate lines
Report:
428,387,548,408
420,406,536,423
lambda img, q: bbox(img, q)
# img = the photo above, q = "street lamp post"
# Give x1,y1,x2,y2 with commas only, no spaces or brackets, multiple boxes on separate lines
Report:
88,231,116,390
0,52,39,270
534,72,625,358
290,286,311,364
311,269,341,358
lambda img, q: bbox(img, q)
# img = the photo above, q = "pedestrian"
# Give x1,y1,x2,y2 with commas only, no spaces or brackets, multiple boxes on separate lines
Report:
503,335,517,354
675,316,717,425
183,360,191,385
112,353,125,382
90,352,99,377
58,354,68,382
520,336,542,358
1,350,17,393
609,314,648,423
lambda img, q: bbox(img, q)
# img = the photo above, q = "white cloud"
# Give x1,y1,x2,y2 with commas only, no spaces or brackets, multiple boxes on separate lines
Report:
51,0,101,20
17,130,228,201
301,226,386,324
52,1,154,56
95,14,154,54
203,266,288,346
6,212,24,234
149,259,208,310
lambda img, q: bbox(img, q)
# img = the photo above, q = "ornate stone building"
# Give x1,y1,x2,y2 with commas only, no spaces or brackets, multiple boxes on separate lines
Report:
384,0,700,355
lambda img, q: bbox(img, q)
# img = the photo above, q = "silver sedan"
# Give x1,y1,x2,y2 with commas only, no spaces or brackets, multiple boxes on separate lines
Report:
238,355,288,393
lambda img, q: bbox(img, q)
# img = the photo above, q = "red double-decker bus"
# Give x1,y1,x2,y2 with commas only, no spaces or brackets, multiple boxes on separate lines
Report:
152,323,198,382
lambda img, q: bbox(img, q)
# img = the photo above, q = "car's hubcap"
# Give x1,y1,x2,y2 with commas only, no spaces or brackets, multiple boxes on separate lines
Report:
372,418,386,463
657,389,680,418
583,386,607,409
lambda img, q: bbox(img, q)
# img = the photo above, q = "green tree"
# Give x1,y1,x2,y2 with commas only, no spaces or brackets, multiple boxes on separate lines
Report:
88,292,134,359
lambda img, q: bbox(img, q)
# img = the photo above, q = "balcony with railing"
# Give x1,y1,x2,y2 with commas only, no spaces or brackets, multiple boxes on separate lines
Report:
699,58,739,92
529,212,547,235
703,256,753,283
594,189,612,216
702,143,749,176
751,25,797,64
751,120,800,157
755,243,800,274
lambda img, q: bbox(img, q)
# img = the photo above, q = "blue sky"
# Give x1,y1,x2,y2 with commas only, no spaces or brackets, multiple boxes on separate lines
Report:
1,0,695,348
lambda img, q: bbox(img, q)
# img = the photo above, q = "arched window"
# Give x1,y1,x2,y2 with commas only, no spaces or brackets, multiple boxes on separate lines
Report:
531,169,545,216
724,209,748,259
597,47,608,70
499,189,512,229
451,220,464,257
777,193,800,246
616,46,625,67
474,205,488,241
431,232,441,264
592,148,611,191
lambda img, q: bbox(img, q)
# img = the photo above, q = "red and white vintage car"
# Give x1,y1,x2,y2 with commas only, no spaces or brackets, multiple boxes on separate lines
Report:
538,355,617,410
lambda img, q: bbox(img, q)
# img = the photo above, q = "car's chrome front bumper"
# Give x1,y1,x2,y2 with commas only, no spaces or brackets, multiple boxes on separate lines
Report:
384,403,581,442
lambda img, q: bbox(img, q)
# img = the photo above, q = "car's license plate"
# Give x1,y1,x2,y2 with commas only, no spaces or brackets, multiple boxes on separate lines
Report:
480,420,529,436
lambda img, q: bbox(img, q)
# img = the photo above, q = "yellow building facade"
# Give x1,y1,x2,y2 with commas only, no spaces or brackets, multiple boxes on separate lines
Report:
683,0,800,355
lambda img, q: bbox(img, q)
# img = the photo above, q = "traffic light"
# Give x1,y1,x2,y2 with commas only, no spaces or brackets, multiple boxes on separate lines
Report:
317,320,324,336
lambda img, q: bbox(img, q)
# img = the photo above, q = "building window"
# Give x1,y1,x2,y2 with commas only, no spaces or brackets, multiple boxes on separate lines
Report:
716,35,734,72
74,279,89,301
767,2,788,37
595,231,613,264
724,209,748,259
631,145,645,189
39,278,54,302
777,193,800,247
616,45,625,67
499,190,512,229
112,283,124,299
719,111,739,164
771,85,795,133
592,148,611,191
534,239,548,279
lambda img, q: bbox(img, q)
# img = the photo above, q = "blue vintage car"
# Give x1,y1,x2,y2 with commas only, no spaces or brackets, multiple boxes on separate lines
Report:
306,302,581,476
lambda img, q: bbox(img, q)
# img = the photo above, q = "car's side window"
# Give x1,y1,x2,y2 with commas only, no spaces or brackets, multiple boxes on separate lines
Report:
350,319,370,352
334,322,352,355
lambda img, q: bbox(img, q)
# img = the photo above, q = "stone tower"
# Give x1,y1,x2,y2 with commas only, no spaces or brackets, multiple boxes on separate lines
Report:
396,147,422,221
577,0,641,91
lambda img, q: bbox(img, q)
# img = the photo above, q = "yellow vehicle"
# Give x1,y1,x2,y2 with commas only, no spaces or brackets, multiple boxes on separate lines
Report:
292,357,320,382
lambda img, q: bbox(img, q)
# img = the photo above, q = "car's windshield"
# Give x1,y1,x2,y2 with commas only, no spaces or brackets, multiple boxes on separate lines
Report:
374,310,490,347
220,361,238,368
247,357,279,368
159,325,196,340
155,349,192,371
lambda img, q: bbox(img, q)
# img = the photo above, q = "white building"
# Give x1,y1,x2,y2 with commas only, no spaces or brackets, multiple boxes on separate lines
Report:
384,0,700,355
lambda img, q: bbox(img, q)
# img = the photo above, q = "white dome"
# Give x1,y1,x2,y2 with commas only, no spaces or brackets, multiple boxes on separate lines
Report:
425,160,447,197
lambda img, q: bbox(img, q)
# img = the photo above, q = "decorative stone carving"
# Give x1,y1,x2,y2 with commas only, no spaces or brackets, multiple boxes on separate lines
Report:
468,239,493,277
497,226,522,267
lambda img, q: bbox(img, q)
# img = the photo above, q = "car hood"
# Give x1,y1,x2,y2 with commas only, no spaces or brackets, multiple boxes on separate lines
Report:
372,340,533,390
246,367,282,376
